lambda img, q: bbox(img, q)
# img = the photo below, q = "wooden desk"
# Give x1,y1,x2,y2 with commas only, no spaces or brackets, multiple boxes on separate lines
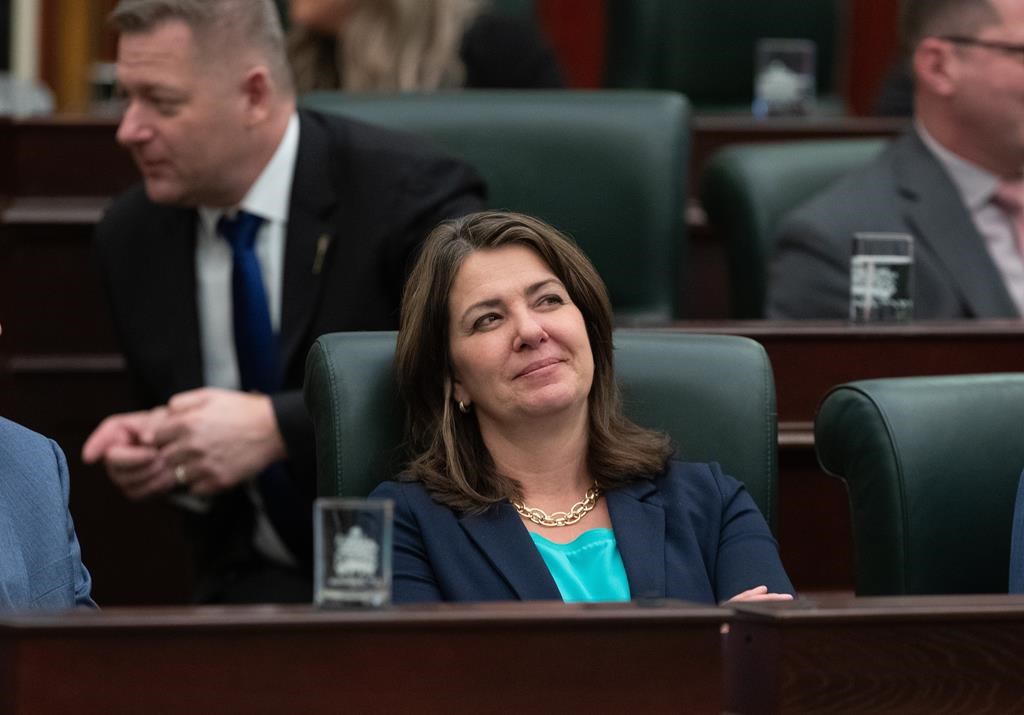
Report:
0,601,725,715
726,594,1024,714
5,596,1024,714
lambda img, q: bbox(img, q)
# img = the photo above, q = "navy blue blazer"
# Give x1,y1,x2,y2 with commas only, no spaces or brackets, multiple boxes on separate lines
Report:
370,460,794,603
0,418,94,609
1010,471,1024,594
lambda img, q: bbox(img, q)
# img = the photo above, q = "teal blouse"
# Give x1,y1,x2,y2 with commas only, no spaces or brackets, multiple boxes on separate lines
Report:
529,528,631,603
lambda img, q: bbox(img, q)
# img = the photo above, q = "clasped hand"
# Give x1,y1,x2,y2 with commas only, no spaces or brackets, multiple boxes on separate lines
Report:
725,585,794,603
82,388,286,500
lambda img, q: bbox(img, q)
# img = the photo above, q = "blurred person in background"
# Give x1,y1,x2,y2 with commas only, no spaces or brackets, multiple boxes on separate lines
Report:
287,0,563,92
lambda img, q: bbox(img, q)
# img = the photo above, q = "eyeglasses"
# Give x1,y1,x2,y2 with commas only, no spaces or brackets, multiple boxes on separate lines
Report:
941,35,1024,63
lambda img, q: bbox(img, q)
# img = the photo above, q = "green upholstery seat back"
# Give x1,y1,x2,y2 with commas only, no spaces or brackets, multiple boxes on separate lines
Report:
301,90,689,321
606,0,839,109
815,375,1024,595
305,330,779,532
488,0,535,18
605,0,668,89
700,138,888,318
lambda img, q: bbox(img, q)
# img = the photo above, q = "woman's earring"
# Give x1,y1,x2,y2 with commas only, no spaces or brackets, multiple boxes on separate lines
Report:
458,400,470,414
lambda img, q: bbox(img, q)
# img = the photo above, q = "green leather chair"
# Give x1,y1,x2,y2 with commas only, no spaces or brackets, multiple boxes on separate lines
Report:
301,90,689,322
816,374,1024,595
305,330,780,532
606,0,840,111
700,138,888,318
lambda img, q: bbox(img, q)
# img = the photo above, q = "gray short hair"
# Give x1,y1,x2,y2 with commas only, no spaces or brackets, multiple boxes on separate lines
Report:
111,0,293,93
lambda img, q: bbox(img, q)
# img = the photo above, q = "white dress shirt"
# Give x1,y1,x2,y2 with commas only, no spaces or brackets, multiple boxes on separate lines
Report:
193,113,301,566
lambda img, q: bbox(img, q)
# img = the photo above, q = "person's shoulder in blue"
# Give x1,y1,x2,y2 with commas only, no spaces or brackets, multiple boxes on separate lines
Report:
1010,470,1024,594
0,417,95,609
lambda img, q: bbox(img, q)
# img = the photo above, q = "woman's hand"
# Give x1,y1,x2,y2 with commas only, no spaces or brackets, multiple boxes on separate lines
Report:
725,585,794,603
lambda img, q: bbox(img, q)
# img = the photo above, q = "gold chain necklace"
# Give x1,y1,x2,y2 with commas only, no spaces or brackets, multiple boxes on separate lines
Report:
513,484,602,527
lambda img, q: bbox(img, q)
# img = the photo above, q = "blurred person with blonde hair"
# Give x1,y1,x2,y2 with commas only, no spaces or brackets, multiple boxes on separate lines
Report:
288,0,563,92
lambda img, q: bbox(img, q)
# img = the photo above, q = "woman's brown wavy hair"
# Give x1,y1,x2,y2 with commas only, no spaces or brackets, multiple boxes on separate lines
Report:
396,211,672,513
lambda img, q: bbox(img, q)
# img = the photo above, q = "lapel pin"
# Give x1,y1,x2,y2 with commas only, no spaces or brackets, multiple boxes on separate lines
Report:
312,234,332,275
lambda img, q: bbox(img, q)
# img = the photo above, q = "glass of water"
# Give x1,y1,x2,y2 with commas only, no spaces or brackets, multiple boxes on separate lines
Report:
849,233,914,323
753,38,817,118
314,498,393,608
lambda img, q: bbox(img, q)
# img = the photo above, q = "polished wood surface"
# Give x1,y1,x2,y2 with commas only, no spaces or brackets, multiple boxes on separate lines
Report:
5,596,1023,714
0,601,724,715
726,594,1024,714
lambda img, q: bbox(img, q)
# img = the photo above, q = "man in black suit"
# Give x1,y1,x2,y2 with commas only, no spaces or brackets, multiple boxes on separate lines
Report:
82,0,484,603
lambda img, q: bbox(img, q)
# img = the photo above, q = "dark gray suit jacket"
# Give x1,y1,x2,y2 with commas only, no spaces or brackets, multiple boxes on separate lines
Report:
767,129,1020,319
95,109,485,595
0,418,94,609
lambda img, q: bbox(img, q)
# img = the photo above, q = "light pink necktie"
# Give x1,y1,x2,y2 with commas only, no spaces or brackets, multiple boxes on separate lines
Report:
993,179,1024,256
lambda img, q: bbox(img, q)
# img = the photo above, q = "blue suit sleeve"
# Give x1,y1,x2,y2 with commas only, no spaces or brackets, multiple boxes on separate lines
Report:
50,439,96,608
371,481,444,603
710,464,795,600
1010,470,1024,594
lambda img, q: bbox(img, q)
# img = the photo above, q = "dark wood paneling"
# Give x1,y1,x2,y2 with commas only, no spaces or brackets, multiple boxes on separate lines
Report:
6,597,1024,713
845,0,901,116
779,444,852,591
2,118,137,196
727,595,1024,713
1,602,725,714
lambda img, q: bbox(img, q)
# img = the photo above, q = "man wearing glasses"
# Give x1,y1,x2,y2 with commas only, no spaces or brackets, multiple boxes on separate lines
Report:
768,0,1024,319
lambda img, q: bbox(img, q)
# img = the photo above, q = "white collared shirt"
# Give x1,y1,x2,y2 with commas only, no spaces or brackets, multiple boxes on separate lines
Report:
916,121,1024,315
192,113,301,566
196,113,299,388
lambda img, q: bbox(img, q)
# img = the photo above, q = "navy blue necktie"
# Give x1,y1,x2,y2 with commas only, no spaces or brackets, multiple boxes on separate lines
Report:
219,211,311,566
218,211,277,393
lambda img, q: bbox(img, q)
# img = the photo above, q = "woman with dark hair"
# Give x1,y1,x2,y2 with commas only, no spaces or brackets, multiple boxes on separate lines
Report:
370,211,793,603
